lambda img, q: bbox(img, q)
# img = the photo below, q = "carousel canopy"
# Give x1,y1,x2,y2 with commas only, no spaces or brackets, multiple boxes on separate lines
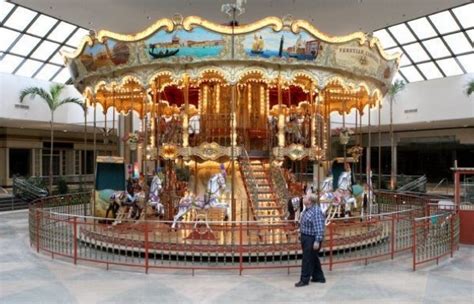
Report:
63,15,400,116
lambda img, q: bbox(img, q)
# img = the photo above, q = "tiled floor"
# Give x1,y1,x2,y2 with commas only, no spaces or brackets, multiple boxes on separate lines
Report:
1,210,473,304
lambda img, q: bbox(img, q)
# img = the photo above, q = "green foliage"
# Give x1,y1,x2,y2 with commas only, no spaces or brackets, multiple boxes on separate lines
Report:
57,177,69,195
388,80,406,98
466,80,474,96
19,84,83,112
175,167,190,182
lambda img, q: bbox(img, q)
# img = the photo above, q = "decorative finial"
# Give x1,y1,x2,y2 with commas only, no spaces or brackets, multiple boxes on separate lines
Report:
221,0,247,18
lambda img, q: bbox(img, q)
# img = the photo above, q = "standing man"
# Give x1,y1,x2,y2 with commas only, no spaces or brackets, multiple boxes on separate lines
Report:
295,194,326,287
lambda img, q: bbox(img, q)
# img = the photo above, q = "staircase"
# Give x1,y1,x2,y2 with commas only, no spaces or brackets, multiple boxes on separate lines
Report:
240,150,283,223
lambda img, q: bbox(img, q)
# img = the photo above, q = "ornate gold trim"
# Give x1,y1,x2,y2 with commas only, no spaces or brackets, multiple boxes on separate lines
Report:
182,16,283,34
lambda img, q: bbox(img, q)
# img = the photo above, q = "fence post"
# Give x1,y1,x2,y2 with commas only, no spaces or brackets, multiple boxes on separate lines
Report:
36,209,40,253
390,214,395,259
73,216,78,265
450,214,454,258
144,221,149,274
412,220,416,271
329,223,334,271
239,223,243,275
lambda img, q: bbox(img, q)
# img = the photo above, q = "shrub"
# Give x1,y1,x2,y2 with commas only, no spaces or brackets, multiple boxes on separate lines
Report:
57,177,69,194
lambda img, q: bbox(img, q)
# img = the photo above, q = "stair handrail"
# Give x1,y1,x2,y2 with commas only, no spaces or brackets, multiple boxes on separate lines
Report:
13,177,48,201
397,175,427,193
240,147,261,214
269,165,292,218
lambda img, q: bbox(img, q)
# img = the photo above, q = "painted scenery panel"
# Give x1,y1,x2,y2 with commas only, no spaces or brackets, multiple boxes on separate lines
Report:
242,27,322,61
145,27,224,59
79,38,130,72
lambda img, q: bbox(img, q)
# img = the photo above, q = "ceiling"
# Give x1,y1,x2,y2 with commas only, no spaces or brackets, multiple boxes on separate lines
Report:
11,0,470,35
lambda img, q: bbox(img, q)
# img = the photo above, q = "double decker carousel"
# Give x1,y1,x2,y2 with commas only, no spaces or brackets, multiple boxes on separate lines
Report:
63,11,400,259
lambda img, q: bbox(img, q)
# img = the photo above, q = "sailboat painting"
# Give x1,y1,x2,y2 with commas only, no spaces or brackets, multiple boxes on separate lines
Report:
243,27,321,61
79,38,130,72
145,27,224,60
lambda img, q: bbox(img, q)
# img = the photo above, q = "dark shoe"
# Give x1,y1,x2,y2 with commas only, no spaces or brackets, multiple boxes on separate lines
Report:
294,281,309,287
311,278,326,283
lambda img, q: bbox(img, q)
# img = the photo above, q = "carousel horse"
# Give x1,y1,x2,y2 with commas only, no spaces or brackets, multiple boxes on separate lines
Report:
287,196,304,222
189,115,200,135
171,166,229,229
148,174,165,218
104,190,129,219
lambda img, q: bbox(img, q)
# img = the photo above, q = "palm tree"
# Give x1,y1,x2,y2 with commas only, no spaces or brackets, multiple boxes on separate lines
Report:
20,84,83,194
466,80,474,96
387,80,405,190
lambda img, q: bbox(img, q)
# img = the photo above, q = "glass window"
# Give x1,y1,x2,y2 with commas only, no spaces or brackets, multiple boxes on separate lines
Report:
27,14,58,37
417,62,443,80
0,2,15,24
50,46,75,65
388,23,416,44
456,54,474,73
429,11,459,34
468,30,474,44
399,66,424,82
373,29,397,48
407,17,437,40
66,28,89,47
452,3,474,29
51,68,72,83
0,28,20,52
9,149,31,178
387,47,411,66
30,40,61,60
9,34,41,56
422,38,451,59
436,58,463,76
443,33,472,54
402,43,430,63
3,6,37,31
0,54,23,73
14,59,43,77
34,64,61,81
47,21,76,43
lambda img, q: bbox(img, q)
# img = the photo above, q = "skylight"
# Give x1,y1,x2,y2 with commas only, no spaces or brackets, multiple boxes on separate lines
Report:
374,2,473,83
0,2,88,83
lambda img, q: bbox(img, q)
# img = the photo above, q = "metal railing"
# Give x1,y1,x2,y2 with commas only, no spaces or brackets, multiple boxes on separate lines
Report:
29,191,460,274
269,165,292,218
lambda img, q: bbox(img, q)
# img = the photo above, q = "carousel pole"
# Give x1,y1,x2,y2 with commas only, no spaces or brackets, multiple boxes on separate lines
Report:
145,93,150,178
359,100,363,181
156,78,161,169
367,105,372,218
378,100,382,190
112,85,116,155
93,96,97,218
230,5,236,222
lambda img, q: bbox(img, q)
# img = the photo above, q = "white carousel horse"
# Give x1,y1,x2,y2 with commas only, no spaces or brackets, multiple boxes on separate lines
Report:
189,115,200,135
171,169,229,229
148,174,165,218
303,171,361,224
104,190,129,219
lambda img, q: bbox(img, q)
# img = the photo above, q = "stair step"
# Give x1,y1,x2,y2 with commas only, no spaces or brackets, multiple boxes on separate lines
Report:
257,215,282,218
256,205,280,209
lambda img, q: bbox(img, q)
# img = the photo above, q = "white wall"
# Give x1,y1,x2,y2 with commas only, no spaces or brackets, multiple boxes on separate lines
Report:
330,73,474,128
0,73,119,128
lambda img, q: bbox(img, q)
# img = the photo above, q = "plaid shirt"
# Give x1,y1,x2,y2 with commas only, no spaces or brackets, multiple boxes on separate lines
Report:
300,205,325,242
